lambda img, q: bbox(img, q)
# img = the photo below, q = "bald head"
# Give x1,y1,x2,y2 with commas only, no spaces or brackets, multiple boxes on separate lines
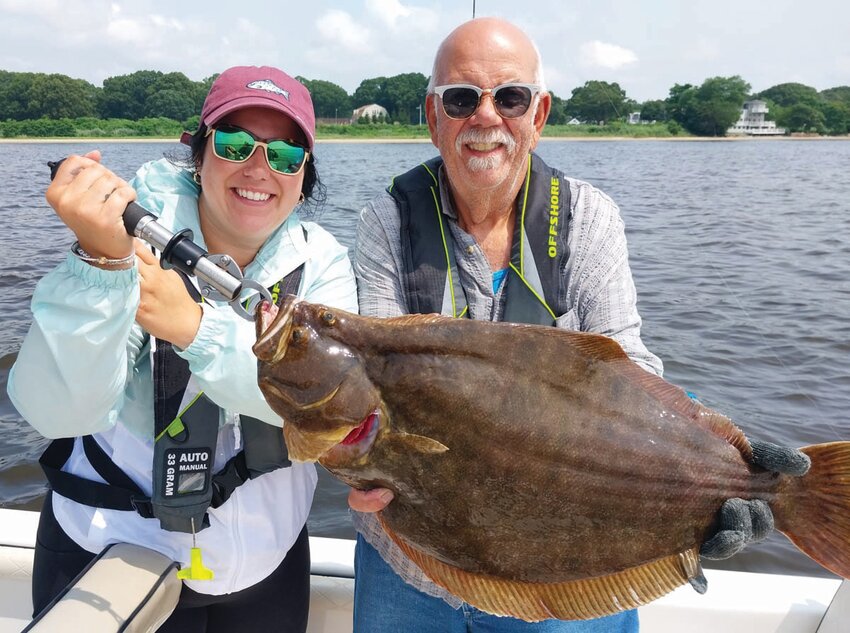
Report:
427,18,545,92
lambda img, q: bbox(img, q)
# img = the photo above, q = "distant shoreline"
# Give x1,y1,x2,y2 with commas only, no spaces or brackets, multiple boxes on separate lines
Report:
1,134,847,144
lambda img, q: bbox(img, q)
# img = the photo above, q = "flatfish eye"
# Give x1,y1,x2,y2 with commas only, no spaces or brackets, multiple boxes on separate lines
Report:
291,327,306,344
320,310,337,326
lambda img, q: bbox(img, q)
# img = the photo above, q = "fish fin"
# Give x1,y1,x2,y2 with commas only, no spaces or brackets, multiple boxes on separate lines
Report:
567,332,753,462
773,441,850,580
550,329,754,460
388,432,449,455
383,313,455,327
535,328,633,363
382,519,700,620
639,379,752,461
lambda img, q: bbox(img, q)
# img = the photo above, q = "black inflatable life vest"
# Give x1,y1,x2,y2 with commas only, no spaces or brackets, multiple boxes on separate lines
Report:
40,265,303,533
388,152,571,325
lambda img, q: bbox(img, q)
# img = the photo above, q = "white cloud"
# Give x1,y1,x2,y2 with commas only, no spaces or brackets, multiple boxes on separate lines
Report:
96,11,279,81
104,13,210,64
0,0,113,33
578,40,638,70
0,0,61,14
149,13,186,32
315,10,373,54
365,0,439,33
304,4,445,91
106,18,158,45
541,65,572,98
367,0,410,28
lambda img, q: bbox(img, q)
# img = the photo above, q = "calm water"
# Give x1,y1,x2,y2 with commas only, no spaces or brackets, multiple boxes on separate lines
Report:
1,138,848,581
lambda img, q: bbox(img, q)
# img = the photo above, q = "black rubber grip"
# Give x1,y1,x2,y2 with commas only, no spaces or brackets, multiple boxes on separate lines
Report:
123,201,154,235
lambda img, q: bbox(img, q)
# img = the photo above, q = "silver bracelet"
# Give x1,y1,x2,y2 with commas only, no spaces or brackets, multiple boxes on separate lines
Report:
70,241,135,267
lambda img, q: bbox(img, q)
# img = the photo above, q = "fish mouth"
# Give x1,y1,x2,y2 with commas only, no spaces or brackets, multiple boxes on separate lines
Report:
341,411,378,446
257,300,281,336
283,408,381,465
254,298,296,364
284,423,355,462
320,409,381,468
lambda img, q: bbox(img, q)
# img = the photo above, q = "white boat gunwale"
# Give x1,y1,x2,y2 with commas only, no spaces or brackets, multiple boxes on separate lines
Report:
0,508,846,632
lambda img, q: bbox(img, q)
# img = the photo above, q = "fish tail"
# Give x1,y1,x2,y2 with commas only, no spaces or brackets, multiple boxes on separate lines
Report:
774,441,850,579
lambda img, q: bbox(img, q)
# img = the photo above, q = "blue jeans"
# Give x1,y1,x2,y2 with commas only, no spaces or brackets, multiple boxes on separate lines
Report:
353,535,639,633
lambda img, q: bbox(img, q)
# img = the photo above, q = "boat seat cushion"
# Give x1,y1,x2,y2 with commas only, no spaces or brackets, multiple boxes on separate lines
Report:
24,542,181,633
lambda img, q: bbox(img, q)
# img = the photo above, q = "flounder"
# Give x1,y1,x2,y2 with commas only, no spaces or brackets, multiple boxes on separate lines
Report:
253,296,850,621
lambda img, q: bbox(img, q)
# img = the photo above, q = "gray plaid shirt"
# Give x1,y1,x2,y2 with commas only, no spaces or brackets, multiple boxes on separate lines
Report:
351,161,663,607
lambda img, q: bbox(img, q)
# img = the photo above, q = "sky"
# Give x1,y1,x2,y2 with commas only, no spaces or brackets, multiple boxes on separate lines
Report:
1,0,848,104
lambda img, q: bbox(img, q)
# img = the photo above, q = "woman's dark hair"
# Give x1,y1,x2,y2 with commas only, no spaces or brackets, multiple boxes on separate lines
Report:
173,122,327,217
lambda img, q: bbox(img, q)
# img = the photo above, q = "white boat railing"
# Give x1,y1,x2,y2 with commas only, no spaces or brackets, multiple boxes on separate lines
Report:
0,508,846,633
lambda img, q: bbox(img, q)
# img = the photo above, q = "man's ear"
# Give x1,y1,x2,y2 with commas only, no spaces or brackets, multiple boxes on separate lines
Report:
425,94,439,148
531,91,552,149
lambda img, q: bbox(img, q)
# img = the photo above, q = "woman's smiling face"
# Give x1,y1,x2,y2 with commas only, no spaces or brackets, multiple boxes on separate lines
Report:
197,106,308,263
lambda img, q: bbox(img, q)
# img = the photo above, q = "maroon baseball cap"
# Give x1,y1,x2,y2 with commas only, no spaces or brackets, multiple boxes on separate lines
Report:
181,65,315,150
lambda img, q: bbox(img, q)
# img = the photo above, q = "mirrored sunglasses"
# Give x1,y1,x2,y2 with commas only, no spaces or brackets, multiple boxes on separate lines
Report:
206,125,309,175
431,83,541,120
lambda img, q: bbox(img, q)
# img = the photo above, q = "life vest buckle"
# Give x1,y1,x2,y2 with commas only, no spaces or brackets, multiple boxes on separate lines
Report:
130,496,156,519
210,452,251,507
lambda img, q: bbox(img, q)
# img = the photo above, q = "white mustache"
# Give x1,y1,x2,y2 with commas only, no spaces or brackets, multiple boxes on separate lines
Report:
454,129,518,172
455,128,517,155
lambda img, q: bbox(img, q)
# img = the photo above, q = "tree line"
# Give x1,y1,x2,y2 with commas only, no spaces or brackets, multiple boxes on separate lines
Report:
1,69,848,137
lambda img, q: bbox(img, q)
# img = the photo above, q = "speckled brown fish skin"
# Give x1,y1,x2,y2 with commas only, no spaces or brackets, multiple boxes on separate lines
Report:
254,296,786,583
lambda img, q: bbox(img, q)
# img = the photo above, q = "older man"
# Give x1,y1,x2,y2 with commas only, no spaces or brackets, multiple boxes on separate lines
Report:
348,16,806,633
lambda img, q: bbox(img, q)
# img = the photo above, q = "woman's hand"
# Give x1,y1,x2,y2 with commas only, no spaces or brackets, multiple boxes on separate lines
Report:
135,243,203,349
348,488,394,513
45,151,137,262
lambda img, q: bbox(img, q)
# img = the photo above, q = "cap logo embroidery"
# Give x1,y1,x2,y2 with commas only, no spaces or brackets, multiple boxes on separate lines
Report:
246,79,290,100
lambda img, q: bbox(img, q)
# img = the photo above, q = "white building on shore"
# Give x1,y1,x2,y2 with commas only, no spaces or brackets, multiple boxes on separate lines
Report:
352,103,389,122
727,100,786,136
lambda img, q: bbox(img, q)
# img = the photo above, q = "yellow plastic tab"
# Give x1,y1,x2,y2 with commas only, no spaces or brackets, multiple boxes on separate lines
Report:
176,547,214,581
165,416,185,439
155,391,206,442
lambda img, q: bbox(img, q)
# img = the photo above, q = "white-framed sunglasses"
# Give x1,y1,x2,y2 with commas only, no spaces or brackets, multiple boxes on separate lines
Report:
205,125,309,175
431,83,541,119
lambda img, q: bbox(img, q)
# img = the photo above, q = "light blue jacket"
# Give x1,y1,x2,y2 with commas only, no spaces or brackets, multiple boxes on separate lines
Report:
9,158,358,594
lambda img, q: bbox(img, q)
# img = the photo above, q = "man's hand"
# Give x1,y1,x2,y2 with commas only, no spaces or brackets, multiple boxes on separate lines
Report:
348,488,394,513
700,440,811,560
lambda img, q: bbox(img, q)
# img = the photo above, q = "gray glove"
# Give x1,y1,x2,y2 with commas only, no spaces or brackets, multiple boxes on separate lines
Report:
700,440,811,561
687,440,810,594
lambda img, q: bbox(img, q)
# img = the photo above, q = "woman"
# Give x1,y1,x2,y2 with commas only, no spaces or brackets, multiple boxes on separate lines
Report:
8,65,356,632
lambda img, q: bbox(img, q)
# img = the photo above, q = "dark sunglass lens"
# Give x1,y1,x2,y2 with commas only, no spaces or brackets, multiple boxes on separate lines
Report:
442,87,479,118
494,86,532,117
214,128,255,161
266,142,306,174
